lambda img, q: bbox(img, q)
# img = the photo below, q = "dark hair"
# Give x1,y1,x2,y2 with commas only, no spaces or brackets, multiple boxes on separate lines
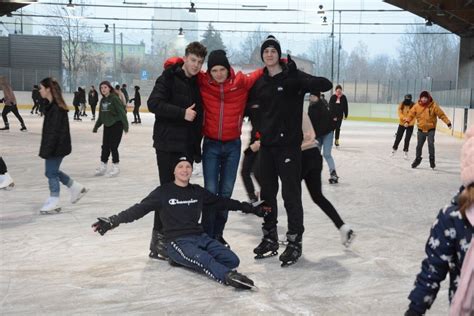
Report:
115,84,120,90
459,184,474,219
185,41,207,58
134,85,140,90
335,84,343,91
40,77,68,111
122,83,127,88
99,81,117,97
34,85,38,89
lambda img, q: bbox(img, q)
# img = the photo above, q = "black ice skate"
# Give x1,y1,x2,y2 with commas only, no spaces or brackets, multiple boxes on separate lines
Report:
149,230,168,260
328,170,339,184
411,157,422,169
430,159,436,170
254,228,279,259
279,234,302,267
225,271,257,290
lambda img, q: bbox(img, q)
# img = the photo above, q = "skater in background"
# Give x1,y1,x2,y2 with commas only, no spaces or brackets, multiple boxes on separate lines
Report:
88,85,98,121
0,157,14,190
329,84,348,147
240,104,262,204
121,83,129,104
392,94,415,159
406,91,451,169
129,85,141,124
308,91,339,184
38,77,88,214
248,35,332,267
0,76,27,131
92,156,271,289
114,84,127,107
72,87,82,121
79,86,87,117
404,125,474,316
301,109,355,247
146,42,207,260
93,81,129,177
31,85,41,115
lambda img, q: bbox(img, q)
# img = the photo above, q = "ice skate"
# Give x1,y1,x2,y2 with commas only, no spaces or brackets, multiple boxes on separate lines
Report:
225,271,256,290
0,173,14,190
339,224,356,247
335,139,340,147
149,230,168,260
430,159,436,170
94,162,107,176
192,163,202,176
254,228,279,259
279,234,302,267
40,196,61,214
20,126,27,132
328,170,339,184
69,181,88,204
403,151,409,160
107,163,120,177
0,123,10,131
411,157,422,169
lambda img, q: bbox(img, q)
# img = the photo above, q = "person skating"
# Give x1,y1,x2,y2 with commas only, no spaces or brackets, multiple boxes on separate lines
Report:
0,76,27,131
0,157,14,190
129,85,141,124
93,81,129,177
72,87,82,121
38,77,88,214
405,91,451,170
92,156,271,289
329,84,348,147
308,91,339,184
79,86,87,117
248,35,332,267
146,42,207,260
392,94,415,159
31,85,41,114
88,85,99,121
404,125,474,316
115,84,127,107
120,83,129,104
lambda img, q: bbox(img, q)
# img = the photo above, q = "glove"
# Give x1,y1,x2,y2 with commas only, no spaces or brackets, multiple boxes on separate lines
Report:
286,54,297,73
241,201,272,217
92,215,119,235
447,122,452,129
404,309,422,316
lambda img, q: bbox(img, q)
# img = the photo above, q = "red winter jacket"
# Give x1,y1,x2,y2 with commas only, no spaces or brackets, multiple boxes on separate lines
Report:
197,67,263,141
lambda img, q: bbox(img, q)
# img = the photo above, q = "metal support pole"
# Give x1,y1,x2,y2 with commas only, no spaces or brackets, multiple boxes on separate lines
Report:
337,10,341,85
113,23,116,82
330,0,335,84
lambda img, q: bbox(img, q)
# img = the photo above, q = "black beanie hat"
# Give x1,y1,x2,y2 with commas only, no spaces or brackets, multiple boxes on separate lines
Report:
260,35,282,61
173,155,193,170
404,94,412,100
207,50,231,73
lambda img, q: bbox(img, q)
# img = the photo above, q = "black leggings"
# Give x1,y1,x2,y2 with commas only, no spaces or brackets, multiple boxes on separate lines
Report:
100,121,124,164
334,118,343,141
2,104,25,127
32,101,40,113
392,124,414,152
240,149,261,200
90,104,97,117
73,105,80,119
301,147,344,229
133,105,141,122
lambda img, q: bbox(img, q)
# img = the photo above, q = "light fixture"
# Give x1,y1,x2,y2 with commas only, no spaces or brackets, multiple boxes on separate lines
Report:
104,24,110,32
322,16,328,26
189,2,196,13
178,27,184,37
66,0,74,8
425,18,433,26
317,4,325,15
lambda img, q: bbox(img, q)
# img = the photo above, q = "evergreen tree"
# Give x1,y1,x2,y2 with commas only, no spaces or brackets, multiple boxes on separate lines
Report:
200,23,226,53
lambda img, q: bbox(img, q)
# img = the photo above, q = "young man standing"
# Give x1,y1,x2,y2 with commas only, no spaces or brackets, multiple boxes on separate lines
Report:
146,42,207,260
248,35,332,267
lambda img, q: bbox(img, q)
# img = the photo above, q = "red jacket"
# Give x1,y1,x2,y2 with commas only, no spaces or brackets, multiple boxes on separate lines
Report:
197,67,263,141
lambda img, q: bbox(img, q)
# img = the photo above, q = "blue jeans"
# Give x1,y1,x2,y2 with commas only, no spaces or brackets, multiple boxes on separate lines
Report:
45,157,72,197
317,131,336,173
201,137,241,238
167,233,240,284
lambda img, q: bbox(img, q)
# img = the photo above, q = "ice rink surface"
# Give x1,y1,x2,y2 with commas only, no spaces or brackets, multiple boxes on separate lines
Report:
1,111,464,315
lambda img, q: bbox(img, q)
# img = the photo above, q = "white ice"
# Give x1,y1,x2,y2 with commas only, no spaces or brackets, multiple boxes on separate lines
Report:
1,111,463,315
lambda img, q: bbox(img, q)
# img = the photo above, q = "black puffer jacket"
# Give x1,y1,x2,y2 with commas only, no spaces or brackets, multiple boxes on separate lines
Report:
329,94,348,119
39,101,71,159
308,99,336,138
147,63,203,160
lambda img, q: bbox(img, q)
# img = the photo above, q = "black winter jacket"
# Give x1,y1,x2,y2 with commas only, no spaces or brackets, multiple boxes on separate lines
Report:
248,63,332,147
308,99,336,138
329,94,348,119
39,101,71,159
130,91,141,107
88,90,98,106
147,63,203,160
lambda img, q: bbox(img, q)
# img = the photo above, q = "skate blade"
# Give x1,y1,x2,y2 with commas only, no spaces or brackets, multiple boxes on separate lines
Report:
280,259,298,267
230,278,259,291
40,208,62,215
254,251,278,260
1,183,15,190
71,188,89,204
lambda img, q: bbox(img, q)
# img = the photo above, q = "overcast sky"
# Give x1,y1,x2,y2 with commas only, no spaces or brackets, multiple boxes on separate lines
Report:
18,0,457,59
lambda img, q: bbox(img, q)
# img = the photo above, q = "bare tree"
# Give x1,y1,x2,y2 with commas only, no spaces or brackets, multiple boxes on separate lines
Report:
233,27,268,64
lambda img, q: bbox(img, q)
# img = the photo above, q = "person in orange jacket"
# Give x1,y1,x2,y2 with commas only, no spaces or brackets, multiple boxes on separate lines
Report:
405,91,451,169
391,94,416,159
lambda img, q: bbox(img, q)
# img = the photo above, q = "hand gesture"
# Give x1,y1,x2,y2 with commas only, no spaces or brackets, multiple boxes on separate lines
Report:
241,200,272,217
250,140,260,152
184,104,197,122
92,216,119,235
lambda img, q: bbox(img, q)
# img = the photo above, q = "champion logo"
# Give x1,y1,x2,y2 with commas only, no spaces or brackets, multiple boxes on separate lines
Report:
169,198,198,205
277,86,283,91
284,158,291,163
